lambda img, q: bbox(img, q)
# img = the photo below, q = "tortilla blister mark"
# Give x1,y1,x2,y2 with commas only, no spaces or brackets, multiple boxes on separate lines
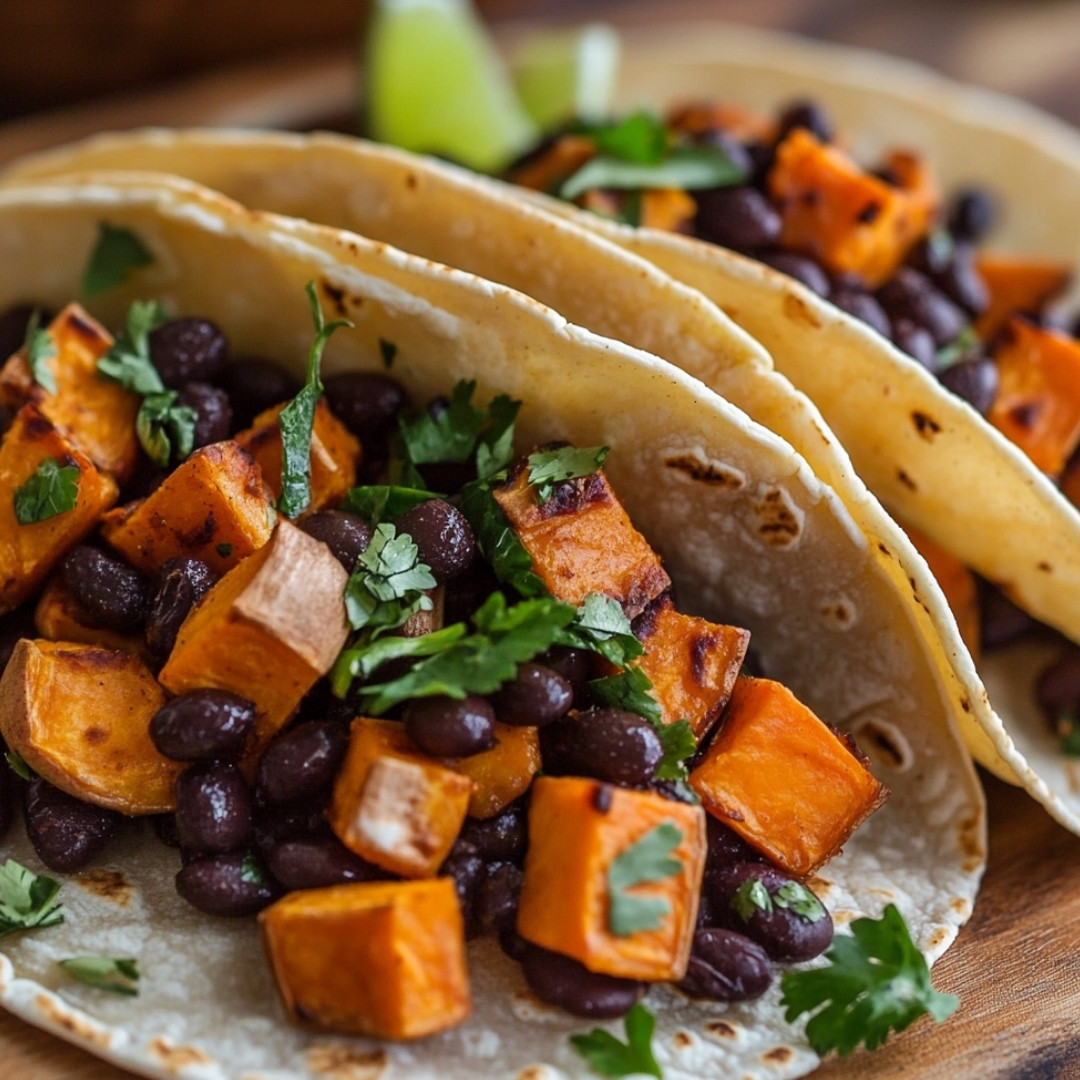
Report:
0,176,982,1080
305,1044,389,1080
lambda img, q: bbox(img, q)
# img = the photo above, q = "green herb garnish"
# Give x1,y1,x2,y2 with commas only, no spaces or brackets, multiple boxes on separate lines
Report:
240,851,267,885
569,1002,662,1079
780,903,958,1056
5,750,32,781
1054,710,1080,756
344,522,436,633
607,821,683,937
935,325,981,370
13,458,80,525
475,393,520,481
654,719,697,782
557,593,644,667
215,542,233,558
135,390,197,468
561,146,746,202
341,484,438,525
23,309,57,394
81,223,154,298
527,444,609,503
731,877,773,922
58,956,140,997
458,479,546,597
399,379,487,466
331,622,468,699
589,665,662,725
0,859,64,938
775,881,828,921
581,111,669,164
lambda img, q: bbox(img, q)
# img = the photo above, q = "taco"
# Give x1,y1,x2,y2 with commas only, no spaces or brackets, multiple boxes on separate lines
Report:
0,173,983,1080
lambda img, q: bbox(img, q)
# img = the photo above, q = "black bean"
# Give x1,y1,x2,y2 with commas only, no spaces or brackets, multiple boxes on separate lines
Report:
696,129,754,177
441,847,485,938
0,761,16,843
745,139,776,190
149,689,256,763
256,721,349,804
176,850,279,916
301,510,372,572
710,862,833,962
266,837,384,891
405,695,496,757
830,288,891,337
678,928,772,1001
458,802,528,864
890,318,938,370
323,371,410,448
0,304,40,361
175,761,253,854
24,777,122,872
934,244,989,317
705,816,763,878
252,801,333,858
948,188,997,243
1037,646,1080,729
757,250,831,297
978,579,1040,649
442,560,501,627
177,382,232,448
295,678,359,727
777,99,833,144
394,498,475,582
878,268,968,348
149,318,228,389
694,187,782,251
145,556,218,658
540,708,663,788
938,356,999,416
61,546,148,632
223,358,300,431
0,605,35,676
520,944,646,1019
475,861,523,937
536,645,593,707
492,663,573,727
151,813,182,849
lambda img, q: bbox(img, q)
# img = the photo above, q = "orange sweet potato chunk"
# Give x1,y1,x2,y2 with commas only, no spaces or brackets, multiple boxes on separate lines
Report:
34,576,150,660
0,639,180,813
494,457,670,618
329,718,473,878
453,723,539,819
507,134,596,194
987,316,1080,476
101,440,275,576
517,776,706,981
690,677,888,876
667,100,776,144
259,878,470,1039
974,253,1072,340
634,596,750,739
0,304,140,482
235,399,360,521
0,404,118,614
902,524,980,660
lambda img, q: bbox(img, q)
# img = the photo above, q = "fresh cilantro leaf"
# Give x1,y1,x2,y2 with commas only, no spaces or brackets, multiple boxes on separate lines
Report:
344,522,436,633
935,325,981,370
58,956,140,997
331,623,468,699
731,878,773,922
0,859,64,938
607,821,683,937
13,458,80,525
341,484,438,525
135,390,197,468
1058,710,1080,755
475,393,521,481
580,111,669,164
776,881,827,922
569,1002,662,1079
398,379,487,466
780,903,959,1057
527,444,609,503
240,851,267,885
589,665,662,724
277,282,352,518
5,750,32,781
458,479,546,597
558,593,644,666
654,719,697,781
81,223,154,298
96,300,167,393
379,337,397,369
23,310,57,394
216,542,233,558
561,146,747,202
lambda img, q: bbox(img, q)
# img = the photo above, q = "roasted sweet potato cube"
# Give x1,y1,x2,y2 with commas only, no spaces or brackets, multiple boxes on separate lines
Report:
517,776,706,981
101,440,275,575
493,456,669,618
329,718,473,878
0,639,179,813
259,878,470,1039
902,524,980,660
768,129,938,287
508,134,596,194
987,316,1080,476
34,576,150,660
634,596,749,739
454,723,540,819
690,677,888,876
975,253,1072,339
0,404,118,614
235,399,360,520
0,304,140,482
159,521,349,757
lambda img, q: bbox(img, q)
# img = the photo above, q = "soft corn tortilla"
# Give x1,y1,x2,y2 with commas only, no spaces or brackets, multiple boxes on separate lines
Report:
0,176,984,1080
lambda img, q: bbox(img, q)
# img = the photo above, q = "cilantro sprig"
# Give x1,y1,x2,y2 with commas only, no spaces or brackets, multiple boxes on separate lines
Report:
81,222,155,298
58,956,140,997
458,479,546,597
557,593,643,667
527,445,609,503
569,1002,662,1079
780,903,958,1057
341,484,438,525
344,522,437,633
13,458,81,525
607,821,683,937
0,858,64,938
23,309,57,394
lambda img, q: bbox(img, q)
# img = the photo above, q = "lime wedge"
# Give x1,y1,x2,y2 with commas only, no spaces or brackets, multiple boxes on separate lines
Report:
363,0,539,173
510,23,621,131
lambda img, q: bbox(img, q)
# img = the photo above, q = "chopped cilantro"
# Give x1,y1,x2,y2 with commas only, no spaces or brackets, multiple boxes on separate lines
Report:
81,222,154,298
607,821,683,937
579,111,669,164
398,379,487,466
527,444,609,503
135,390,197,468
776,881,827,921
215,542,233,558
23,309,57,394
240,851,267,885
561,146,746,202
341,484,438,525
5,750,32,781
557,593,643,667
344,522,436,633
589,665,661,725
0,859,64,938
13,458,80,525
58,956,140,997
780,903,958,1056
731,877,773,922
654,719,697,782
277,282,353,518
458,479,545,597
474,393,520,481
1054,710,1080,756
96,300,167,394
935,325,981,370
331,622,468,699
379,337,398,368
569,1002,662,1078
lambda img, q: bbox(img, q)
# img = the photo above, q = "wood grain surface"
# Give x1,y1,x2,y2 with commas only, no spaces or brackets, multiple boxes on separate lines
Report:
2,3,1080,1078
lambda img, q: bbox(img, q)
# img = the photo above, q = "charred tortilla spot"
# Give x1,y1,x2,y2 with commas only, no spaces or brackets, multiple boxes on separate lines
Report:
928,927,949,949
706,1020,739,1039
516,1069,551,1080
960,696,971,713
673,1031,694,1050
148,1037,213,1071
405,172,418,191
878,542,890,556
35,993,111,1048
782,291,822,329
307,1044,388,1080
664,452,745,491
764,1046,793,1063
75,868,135,905
820,599,856,629
897,469,917,491
951,896,971,916
849,718,913,772
912,411,941,439
320,280,348,318
1039,561,1053,572
752,487,803,548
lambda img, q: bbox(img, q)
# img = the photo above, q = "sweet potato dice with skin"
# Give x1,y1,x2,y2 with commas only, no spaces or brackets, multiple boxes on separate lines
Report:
159,521,349,759
902,524,980,660
235,399,360,521
690,677,888,877
987,316,1080,476
633,595,750,739
493,460,669,618
974,253,1072,339
101,440,275,576
34,576,150,660
517,776,706,981
0,304,140,482
454,722,539,819
0,639,180,813
329,718,473,878
259,878,470,1039
0,404,118,614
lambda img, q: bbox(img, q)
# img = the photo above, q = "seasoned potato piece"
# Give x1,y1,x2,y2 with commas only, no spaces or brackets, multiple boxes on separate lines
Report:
329,718,473,878
0,404,118,614
0,304,140,482
690,677,888,876
260,878,470,1039
453,722,539,819
101,440,275,575
517,776,706,981
34,576,150,659
0,639,179,813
